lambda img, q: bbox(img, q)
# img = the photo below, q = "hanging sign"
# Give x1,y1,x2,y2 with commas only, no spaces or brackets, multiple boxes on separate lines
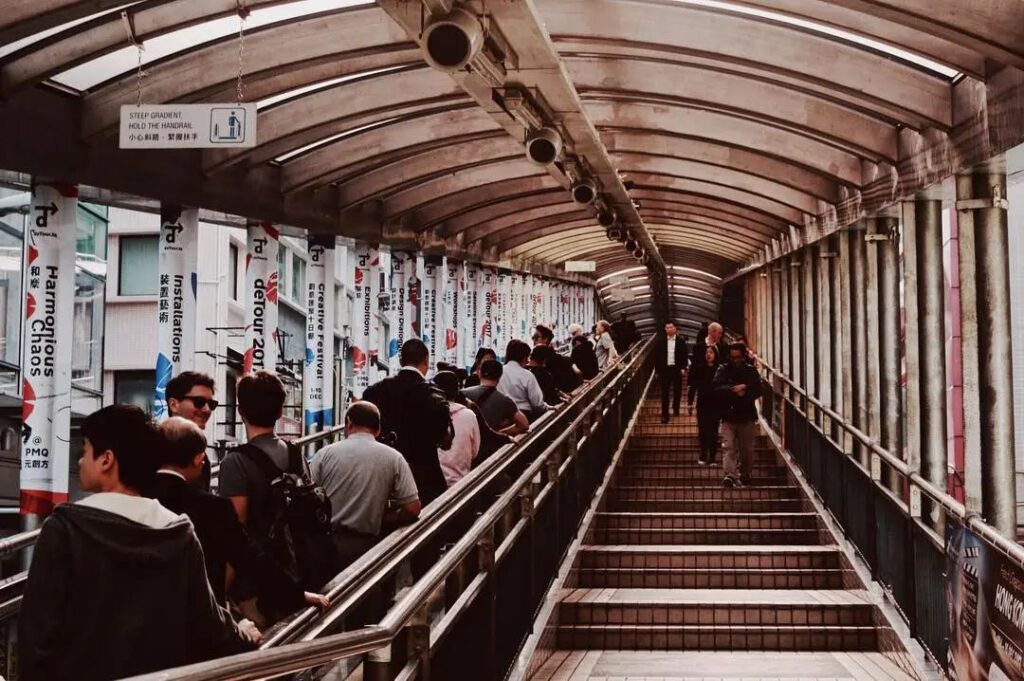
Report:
422,257,443,372
352,243,374,396
462,263,479,369
478,266,495,352
20,183,77,515
243,222,279,374
154,205,198,420
444,261,460,366
120,103,258,149
303,235,335,431
564,260,596,272
388,251,415,372
495,271,509,357
367,245,382,385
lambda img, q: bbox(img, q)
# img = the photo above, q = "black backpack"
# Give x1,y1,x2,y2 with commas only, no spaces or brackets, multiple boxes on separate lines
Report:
237,443,338,591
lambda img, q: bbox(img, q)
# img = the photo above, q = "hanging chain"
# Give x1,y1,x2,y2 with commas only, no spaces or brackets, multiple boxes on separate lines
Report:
120,10,146,106
236,0,250,102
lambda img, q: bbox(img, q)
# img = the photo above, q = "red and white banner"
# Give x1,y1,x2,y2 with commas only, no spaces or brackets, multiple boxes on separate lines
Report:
421,257,443,373
243,222,280,374
584,287,595,329
443,260,460,367
478,266,495,352
352,243,374,397
388,251,417,372
462,263,479,369
559,283,571,342
154,205,198,420
20,183,77,515
495,271,509,357
303,235,335,432
367,245,382,385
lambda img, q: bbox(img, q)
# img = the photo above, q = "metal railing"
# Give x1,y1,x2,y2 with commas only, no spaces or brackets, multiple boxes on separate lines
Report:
126,338,654,681
749,347,1024,671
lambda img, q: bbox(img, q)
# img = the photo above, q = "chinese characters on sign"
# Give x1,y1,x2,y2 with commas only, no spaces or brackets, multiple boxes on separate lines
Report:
119,104,258,149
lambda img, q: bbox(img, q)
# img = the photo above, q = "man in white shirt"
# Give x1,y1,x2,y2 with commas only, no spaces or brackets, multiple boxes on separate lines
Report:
498,340,551,421
656,322,688,423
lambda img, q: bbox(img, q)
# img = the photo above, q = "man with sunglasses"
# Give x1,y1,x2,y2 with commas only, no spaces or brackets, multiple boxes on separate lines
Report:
166,372,219,491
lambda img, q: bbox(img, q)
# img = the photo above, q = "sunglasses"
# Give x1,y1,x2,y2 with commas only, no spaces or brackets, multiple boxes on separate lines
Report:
182,395,219,411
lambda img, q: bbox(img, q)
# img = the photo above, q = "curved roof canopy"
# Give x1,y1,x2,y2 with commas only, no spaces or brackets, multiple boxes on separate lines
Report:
2,0,1022,330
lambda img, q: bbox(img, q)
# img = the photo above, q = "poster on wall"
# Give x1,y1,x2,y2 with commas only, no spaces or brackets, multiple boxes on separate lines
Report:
462,263,479,370
947,521,1024,680
479,266,495,352
20,183,77,516
444,260,460,366
422,256,443,372
153,205,198,420
243,222,280,375
388,251,414,372
352,243,374,397
367,245,382,385
495,270,509,357
303,235,335,432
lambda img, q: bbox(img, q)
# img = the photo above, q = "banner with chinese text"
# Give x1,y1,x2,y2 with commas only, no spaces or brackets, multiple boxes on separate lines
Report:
243,222,280,374
303,235,335,431
154,206,198,420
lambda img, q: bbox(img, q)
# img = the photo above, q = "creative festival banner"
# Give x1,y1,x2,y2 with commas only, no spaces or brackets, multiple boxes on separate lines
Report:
947,521,1024,680
351,243,374,397
444,260,461,366
388,251,415,372
153,205,199,420
20,183,77,515
303,235,335,432
367,245,382,385
243,222,280,374
422,256,443,372
478,266,495,352
462,263,479,369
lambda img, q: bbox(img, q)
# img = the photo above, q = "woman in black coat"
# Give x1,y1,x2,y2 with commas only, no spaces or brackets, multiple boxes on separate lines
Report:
687,344,721,465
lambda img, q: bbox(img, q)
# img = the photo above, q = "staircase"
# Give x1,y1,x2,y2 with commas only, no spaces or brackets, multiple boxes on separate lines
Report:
530,394,919,681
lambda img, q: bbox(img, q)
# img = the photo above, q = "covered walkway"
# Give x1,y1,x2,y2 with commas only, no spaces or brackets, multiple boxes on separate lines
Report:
1,1,1024,680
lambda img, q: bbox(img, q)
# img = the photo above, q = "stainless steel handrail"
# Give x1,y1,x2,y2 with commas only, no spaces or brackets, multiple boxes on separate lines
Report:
750,348,1024,569
126,338,653,681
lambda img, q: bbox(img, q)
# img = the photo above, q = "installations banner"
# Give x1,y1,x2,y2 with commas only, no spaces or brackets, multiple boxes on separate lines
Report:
421,256,443,372
154,205,198,420
388,251,417,372
243,222,280,374
303,235,335,431
352,243,374,397
444,260,460,366
21,183,77,515
947,521,1024,680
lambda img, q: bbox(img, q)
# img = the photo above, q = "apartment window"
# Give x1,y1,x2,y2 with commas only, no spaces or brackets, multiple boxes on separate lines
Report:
292,252,305,300
277,246,288,300
223,367,239,438
118,235,158,295
115,370,155,415
229,243,239,300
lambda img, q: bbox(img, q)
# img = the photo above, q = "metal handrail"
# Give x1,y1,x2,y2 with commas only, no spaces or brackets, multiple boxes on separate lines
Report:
748,348,1024,570
126,338,653,681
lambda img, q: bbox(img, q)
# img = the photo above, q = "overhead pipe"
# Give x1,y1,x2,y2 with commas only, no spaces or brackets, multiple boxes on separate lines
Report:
524,127,562,166
422,7,484,72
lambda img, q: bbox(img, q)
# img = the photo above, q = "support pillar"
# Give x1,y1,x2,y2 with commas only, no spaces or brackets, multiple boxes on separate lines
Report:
878,216,903,492
789,256,803,403
850,225,870,467
838,232,854,454
828,236,843,442
803,246,817,422
817,242,833,434
780,258,791,388
958,171,1016,536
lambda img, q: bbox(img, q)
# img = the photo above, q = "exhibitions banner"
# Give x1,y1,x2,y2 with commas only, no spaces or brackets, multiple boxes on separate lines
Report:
21,183,77,515
947,521,1024,680
303,235,335,431
243,222,280,374
153,205,198,420
352,242,374,397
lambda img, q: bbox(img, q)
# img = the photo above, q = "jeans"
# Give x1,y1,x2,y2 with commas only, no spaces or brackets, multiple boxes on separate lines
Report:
722,420,757,480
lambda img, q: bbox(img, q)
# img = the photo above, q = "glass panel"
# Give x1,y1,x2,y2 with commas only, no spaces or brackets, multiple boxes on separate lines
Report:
278,304,305,364
277,246,288,300
0,224,23,372
229,243,240,300
77,203,108,259
72,268,105,393
118,235,158,295
292,253,305,301
222,367,239,439
114,370,155,415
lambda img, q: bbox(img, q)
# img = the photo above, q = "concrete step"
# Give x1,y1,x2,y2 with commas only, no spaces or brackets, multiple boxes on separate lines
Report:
609,484,804,501
605,497,813,513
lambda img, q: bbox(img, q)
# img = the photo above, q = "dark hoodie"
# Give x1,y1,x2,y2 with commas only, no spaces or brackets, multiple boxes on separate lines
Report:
20,496,254,681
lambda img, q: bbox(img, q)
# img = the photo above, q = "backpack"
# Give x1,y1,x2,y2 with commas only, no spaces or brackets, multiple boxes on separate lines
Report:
237,442,339,591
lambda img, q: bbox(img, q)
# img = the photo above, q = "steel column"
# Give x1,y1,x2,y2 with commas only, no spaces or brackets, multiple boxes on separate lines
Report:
959,171,1016,536
878,216,903,492
828,236,842,442
790,256,803,403
817,243,832,433
838,232,854,455
772,266,782,375
902,202,922,477
780,258,791,385
957,176,984,515
803,246,817,423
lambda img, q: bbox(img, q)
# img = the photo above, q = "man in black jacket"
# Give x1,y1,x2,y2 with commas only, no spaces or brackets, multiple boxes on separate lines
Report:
713,343,764,488
655,322,689,423
148,417,329,624
362,339,454,505
533,324,582,393
20,405,258,681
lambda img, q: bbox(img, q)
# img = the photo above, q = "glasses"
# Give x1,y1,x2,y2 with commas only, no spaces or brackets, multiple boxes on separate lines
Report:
182,395,219,411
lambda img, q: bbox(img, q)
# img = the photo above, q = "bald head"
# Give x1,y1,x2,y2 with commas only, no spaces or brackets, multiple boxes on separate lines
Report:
158,416,208,478
708,322,723,342
346,401,381,437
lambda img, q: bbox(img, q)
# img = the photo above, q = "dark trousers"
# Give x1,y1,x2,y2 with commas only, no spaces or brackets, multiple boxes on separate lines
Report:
696,402,721,461
659,369,682,417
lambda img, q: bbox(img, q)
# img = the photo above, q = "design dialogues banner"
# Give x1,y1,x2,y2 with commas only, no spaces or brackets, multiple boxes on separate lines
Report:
303,235,335,431
21,183,77,515
947,521,1024,680
352,243,374,397
388,251,417,372
153,206,198,420
243,222,280,374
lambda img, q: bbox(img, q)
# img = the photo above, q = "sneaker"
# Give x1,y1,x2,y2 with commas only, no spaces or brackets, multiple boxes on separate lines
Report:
697,456,708,466
722,476,735,488
660,416,669,424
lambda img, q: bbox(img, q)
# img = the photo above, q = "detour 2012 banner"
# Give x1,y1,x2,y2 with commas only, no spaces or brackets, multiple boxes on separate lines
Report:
948,522,1024,680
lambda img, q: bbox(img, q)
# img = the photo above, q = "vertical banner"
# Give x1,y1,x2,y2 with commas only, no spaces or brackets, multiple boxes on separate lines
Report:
388,251,414,372
495,270,509,357
352,243,373,397
560,283,571,340
479,266,495,352
154,206,199,420
243,222,280,374
511,272,524,341
368,245,382,385
21,182,77,515
303,235,335,432
585,287,595,330
444,260,460,366
422,256,443,372
462,263,479,369
546,279,557,334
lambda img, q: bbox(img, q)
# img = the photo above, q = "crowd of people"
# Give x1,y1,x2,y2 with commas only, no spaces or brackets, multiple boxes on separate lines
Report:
655,321,762,488
19,322,614,680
